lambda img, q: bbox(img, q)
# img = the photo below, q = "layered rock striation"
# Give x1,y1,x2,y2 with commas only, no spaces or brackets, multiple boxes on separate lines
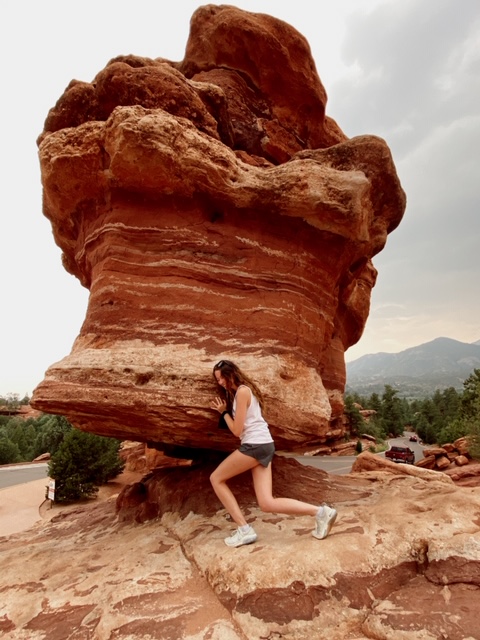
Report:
32,5,405,452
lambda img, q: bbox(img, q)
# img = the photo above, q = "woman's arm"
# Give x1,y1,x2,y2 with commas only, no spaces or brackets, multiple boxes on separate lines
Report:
210,386,250,438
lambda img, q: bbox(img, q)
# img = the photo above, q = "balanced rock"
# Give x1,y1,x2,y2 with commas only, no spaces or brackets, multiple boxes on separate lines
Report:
32,5,405,453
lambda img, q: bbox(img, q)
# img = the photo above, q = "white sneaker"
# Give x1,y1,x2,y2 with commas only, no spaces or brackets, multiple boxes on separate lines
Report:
312,505,337,540
224,526,257,547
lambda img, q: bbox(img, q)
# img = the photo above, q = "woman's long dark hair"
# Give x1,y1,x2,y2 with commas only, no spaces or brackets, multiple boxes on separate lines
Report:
213,360,265,411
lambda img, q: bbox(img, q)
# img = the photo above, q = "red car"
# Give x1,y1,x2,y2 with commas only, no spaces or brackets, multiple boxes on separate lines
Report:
409,435,418,442
386,446,415,464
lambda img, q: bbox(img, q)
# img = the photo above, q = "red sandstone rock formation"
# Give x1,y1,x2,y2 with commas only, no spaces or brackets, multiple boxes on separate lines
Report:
32,5,405,453
0,404,41,419
445,462,480,487
421,438,475,471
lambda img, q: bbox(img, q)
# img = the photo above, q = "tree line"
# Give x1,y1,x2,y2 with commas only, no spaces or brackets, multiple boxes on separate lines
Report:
0,393,31,411
345,369,480,458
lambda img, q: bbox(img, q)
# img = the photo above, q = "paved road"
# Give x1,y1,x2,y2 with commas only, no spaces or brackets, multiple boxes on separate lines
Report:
0,463,49,490
387,432,425,463
288,431,425,474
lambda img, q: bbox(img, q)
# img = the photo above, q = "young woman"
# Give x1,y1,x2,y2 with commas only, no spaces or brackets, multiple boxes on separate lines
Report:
210,359,337,547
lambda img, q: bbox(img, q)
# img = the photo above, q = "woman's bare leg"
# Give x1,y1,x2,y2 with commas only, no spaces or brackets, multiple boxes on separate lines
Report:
251,463,318,516
210,450,259,526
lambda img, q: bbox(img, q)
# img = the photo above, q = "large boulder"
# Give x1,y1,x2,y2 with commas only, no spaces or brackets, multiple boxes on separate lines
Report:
32,6,405,454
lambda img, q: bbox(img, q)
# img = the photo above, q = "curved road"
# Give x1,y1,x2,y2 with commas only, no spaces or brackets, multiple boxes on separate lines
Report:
288,430,425,474
0,463,49,490
386,431,425,463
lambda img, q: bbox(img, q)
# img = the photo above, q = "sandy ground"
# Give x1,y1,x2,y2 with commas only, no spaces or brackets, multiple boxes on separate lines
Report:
0,477,49,537
0,470,143,537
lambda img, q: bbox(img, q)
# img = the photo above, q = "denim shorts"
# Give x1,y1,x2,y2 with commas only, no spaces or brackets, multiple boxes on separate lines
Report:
239,442,275,467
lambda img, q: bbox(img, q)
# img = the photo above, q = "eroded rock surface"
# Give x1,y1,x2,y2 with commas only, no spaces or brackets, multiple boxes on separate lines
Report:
32,5,405,452
1,456,478,639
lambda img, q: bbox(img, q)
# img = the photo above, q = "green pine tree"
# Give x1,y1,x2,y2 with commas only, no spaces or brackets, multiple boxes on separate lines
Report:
0,436,21,464
48,428,125,502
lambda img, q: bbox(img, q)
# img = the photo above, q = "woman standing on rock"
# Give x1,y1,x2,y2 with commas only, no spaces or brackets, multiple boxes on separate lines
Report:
210,359,337,547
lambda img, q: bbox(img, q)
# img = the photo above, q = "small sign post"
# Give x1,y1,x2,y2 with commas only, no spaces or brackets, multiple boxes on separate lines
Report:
47,479,55,502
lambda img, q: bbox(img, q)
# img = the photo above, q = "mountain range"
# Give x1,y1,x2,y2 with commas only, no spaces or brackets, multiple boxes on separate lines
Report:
346,337,480,398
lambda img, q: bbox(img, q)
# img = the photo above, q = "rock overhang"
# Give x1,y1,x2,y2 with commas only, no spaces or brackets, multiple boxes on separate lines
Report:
32,5,406,453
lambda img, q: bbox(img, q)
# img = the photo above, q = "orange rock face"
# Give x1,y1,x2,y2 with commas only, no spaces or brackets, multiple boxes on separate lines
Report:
32,5,405,453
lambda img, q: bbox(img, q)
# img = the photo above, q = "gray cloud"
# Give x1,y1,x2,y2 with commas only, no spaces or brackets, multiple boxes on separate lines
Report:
334,0,480,150
336,0,480,360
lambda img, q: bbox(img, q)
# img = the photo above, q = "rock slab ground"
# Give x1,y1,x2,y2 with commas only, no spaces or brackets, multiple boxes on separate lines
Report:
1,454,479,639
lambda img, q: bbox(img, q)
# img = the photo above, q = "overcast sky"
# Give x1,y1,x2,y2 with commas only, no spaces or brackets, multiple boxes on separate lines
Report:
1,0,479,396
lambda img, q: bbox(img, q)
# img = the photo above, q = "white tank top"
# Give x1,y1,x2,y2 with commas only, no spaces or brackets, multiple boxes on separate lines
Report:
232,385,273,445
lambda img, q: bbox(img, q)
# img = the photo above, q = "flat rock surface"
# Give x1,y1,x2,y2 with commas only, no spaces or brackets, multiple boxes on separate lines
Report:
1,457,479,639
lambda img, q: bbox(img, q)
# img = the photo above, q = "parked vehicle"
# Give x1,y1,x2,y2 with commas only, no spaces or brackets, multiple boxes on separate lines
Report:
385,446,415,464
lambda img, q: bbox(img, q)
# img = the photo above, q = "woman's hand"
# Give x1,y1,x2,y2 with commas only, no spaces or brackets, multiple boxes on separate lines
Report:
210,397,227,414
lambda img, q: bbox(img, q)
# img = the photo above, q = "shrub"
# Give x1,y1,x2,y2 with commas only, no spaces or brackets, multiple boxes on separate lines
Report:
437,418,469,446
33,414,73,458
0,437,21,464
344,395,365,436
466,421,480,461
48,429,125,502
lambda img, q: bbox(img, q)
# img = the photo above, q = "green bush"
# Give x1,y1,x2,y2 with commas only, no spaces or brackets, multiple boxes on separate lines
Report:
0,413,73,463
0,437,21,464
469,423,480,460
343,395,365,436
32,414,73,458
1,417,37,460
48,429,125,502
437,418,470,446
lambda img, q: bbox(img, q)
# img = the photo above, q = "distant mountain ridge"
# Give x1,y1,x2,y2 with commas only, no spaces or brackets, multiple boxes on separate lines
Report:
346,337,480,398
